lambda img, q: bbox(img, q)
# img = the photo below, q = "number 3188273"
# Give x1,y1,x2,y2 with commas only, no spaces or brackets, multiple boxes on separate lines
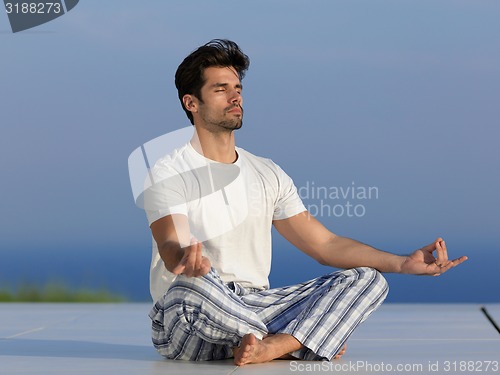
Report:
5,3,62,14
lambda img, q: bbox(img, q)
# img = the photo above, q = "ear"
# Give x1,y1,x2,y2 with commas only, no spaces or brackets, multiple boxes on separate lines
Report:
182,94,198,114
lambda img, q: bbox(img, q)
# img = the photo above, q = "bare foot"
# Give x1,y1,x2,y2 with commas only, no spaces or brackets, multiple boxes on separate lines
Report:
234,333,265,366
233,333,301,366
333,344,347,359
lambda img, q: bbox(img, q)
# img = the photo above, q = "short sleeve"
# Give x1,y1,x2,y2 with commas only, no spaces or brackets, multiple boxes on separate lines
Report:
143,164,188,226
273,164,306,220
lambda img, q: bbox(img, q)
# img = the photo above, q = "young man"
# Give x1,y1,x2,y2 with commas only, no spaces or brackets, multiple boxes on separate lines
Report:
144,39,467,366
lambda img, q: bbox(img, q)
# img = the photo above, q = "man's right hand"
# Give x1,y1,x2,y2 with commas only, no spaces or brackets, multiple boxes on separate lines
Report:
171,240,211,277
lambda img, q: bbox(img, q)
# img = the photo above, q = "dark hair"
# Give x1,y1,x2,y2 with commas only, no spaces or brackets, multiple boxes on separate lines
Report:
175,39,250,125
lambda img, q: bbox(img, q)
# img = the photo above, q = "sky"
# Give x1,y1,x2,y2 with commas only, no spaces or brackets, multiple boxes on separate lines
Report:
0,0,499,302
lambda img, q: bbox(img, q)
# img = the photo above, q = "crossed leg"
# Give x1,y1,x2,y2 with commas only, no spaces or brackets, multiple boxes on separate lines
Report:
151,267,385,363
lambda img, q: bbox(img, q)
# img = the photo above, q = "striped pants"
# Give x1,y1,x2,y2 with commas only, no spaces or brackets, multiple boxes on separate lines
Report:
149,266,388,361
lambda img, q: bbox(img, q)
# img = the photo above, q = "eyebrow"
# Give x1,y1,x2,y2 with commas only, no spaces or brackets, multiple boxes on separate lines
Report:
211,82,243,90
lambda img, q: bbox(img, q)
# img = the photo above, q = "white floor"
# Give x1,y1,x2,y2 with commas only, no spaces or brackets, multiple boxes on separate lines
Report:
0,303,499,375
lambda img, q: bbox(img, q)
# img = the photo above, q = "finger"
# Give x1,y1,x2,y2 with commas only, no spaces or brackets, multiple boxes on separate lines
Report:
434,239,449,265
171,260,186,275
452,255,468,265
200,257,212,276
421,240,438,254
435,255,468,274
187,237,205,277
194,241,203,276
183,242,199,276
446,255,468,269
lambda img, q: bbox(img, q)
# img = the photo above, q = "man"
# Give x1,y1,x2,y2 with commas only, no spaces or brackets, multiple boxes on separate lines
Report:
144,39,467,366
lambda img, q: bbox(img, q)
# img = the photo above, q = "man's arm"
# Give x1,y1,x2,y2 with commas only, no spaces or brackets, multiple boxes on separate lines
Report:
150,214,211,277
273,211,467,275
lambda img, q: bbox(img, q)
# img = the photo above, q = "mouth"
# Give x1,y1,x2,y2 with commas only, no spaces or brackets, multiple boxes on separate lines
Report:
226,106,242,115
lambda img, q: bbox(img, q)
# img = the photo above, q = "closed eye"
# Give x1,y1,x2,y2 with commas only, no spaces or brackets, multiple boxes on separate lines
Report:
212,83,242,93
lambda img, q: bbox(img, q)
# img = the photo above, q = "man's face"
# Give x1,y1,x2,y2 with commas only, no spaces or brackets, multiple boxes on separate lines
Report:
193,66,243,131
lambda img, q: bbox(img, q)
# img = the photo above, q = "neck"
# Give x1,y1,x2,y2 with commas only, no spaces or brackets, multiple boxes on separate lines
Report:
191,126,238,164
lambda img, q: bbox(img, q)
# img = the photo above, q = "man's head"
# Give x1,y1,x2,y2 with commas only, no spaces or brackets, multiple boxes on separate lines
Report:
175,39,250,126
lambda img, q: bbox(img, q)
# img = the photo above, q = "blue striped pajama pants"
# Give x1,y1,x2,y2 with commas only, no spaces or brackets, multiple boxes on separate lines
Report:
149,266,388,361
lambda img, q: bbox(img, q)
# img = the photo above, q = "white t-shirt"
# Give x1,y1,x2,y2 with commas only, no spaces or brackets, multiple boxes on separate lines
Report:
145,142,306,302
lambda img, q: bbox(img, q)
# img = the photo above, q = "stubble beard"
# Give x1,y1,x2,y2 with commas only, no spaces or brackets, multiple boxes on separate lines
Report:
202,106,244,133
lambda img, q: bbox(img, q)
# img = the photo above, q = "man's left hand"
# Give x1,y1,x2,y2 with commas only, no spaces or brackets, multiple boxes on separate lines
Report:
400,238,468,276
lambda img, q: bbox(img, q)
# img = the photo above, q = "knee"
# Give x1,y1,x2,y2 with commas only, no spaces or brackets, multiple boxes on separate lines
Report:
154,276,212,334
166,274,212,306
171,272,212,291
354,267,389,297
163,269,224,309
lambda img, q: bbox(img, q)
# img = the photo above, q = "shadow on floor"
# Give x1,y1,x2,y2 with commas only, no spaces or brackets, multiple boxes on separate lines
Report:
0,338,161,361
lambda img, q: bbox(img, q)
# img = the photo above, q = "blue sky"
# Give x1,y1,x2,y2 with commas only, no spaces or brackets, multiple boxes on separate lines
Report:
1,1,499,301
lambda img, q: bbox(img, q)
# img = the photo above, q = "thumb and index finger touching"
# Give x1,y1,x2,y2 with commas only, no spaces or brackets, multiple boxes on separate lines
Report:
425,237,468,271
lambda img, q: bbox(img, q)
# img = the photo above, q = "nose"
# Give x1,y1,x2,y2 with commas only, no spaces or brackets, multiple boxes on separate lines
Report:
229,88,242,104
